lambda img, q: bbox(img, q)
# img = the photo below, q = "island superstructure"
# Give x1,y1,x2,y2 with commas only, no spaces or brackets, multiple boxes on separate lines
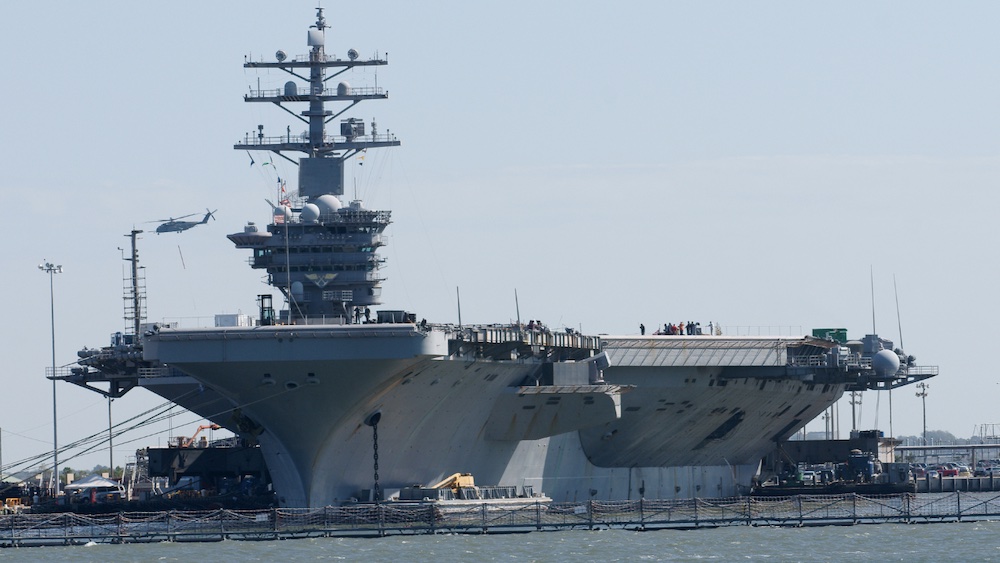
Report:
229,7,397,323
64,8,938,508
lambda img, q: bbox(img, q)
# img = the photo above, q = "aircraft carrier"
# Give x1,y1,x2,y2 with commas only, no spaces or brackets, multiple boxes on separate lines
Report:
64,8,938,508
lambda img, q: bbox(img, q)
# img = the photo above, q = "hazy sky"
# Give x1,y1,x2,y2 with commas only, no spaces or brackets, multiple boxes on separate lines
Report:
2,1,997,474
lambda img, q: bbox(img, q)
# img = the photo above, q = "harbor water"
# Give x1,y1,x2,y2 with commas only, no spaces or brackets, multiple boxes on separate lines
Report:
3,521,999,562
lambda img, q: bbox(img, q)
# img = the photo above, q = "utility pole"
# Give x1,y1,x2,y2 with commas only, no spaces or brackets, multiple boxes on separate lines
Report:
849,391,862,433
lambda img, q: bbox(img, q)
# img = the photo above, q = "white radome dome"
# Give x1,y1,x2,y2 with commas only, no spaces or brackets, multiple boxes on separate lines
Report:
872,349,901,378
314,194,342,215
300,203,320,222
273,205,291,223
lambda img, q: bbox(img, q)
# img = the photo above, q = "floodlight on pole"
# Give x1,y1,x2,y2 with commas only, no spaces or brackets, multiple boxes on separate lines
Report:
38,261,62,496
915,382,929,446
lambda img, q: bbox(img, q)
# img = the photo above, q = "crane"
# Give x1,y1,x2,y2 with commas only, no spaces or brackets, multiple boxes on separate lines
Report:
174,424,221,448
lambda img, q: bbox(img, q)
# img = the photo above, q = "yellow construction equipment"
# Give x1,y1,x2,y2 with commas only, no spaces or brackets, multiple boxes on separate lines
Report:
430,473,476,494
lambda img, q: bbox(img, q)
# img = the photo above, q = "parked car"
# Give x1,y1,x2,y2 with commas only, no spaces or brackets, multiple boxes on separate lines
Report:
938,465,959,477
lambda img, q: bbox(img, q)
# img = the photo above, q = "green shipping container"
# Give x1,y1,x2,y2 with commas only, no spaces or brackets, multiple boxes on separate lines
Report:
812,328,848,343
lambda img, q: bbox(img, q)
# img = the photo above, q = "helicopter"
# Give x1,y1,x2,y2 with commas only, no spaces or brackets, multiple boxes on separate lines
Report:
151,209,217,234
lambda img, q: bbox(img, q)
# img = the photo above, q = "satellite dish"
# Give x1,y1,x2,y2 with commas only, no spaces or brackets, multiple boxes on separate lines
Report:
275,50,287,62
347,48,359,61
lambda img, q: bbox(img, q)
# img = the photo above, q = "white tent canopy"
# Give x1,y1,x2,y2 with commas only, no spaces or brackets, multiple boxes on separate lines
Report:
63,474,121,491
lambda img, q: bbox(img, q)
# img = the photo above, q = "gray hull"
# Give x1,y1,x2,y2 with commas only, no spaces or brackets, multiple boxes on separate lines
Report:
144,326,843,506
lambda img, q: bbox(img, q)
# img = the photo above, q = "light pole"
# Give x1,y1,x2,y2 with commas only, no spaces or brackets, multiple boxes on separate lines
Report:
915,382,929,446
38,261,62,497
108,397,114,479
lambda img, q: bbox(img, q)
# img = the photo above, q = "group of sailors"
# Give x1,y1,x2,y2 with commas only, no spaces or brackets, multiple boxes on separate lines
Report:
640,321,717,336
351,307,373,324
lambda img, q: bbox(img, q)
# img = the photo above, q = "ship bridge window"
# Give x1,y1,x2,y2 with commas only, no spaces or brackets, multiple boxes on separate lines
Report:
273,265,339,273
